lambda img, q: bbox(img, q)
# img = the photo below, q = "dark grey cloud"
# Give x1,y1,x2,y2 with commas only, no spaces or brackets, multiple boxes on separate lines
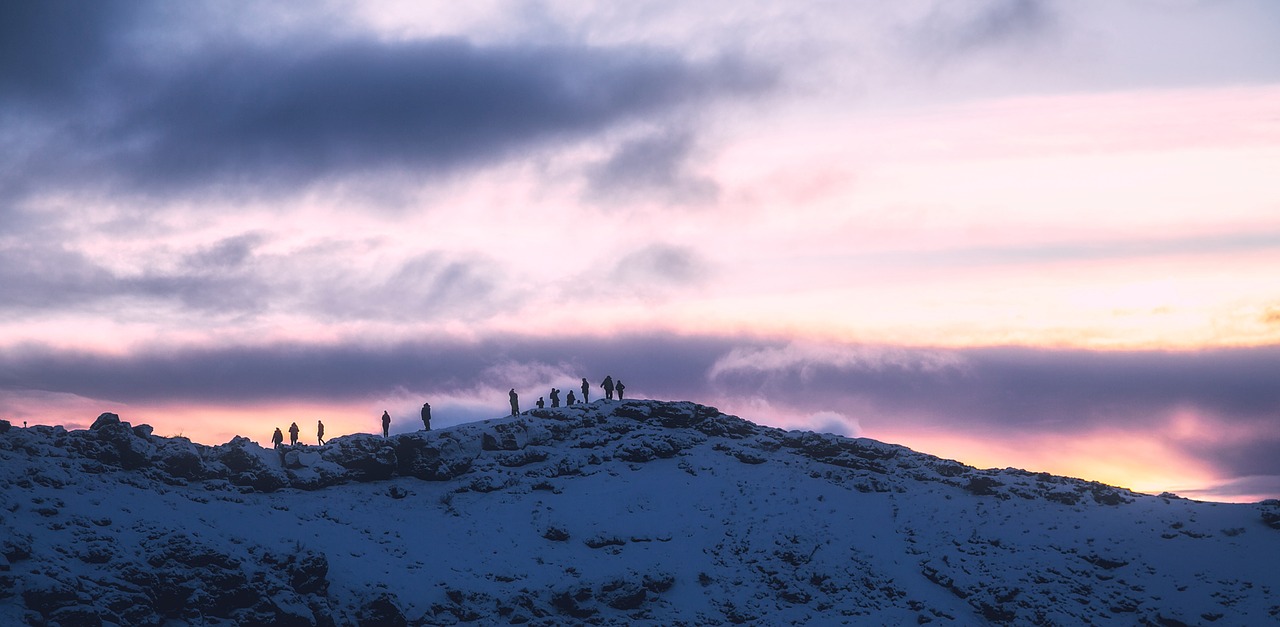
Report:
0,3,770,203
586,130,720,205
0,238,269,315
0,0,136,105
706,344,1280,482
0,334,734,406
4,336,1278,484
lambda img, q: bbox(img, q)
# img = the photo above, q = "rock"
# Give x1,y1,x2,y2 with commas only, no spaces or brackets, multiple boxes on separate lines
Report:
394,432,478,481
323,435,399,482
132,424,154,438
290,552,330,595
90,412,121,430
49,605,104,627
600,580,647,610
21,574,79,615
358,593,407,627
0,419,10,434
157,438,204,478
95,421,156,470
965,476,1003,496
208,437,290,492
481,421,549,451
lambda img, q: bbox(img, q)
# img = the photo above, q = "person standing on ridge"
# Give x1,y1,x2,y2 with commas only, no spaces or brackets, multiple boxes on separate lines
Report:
536,397,545,409
381,411,391,438
317,420,326,445
581,378,590,403
616,380,626,400
550,388,560,408
601,375,615,400
288,422,300,446
271,427,284,449
509,389,520,415
421,402,432,431
567,390,576,405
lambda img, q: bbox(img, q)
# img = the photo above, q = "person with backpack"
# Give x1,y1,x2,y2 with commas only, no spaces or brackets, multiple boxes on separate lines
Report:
381,411,391,438
616,380,626,400
421,402,432,431
288,422,300,446
601,375,615,400
581,378,590,403
271,427,284,449
317,420,326,445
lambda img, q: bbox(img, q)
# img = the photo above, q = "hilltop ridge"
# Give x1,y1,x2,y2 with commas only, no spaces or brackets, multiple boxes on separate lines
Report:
3,400,1278,625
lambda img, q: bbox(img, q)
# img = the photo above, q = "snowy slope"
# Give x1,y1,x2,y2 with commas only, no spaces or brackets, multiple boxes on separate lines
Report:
2,401,1278,626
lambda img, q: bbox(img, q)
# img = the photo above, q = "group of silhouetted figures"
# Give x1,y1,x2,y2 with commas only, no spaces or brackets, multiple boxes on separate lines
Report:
516,375,625,414
271,420,326,448
271,376,626,447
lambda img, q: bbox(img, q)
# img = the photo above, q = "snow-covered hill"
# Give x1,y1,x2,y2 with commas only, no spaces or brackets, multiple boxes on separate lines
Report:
2,401,1278,626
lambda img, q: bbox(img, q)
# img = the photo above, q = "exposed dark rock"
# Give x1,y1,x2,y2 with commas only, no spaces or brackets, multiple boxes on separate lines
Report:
0,419,10,434
90,412,121,430
394,432,477,481
965,476,1003,496
543,526,571,541
358,592,407,627
551,587,597,619
290,552,330,596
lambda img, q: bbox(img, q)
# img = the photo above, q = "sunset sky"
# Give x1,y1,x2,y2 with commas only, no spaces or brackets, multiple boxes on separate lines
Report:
3,1,1279,502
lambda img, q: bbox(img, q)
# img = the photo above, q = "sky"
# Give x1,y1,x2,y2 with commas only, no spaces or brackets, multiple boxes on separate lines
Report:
2,0,1279,503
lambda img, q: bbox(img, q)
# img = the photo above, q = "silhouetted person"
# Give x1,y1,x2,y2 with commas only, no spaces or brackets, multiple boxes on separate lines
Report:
317,420,326,445
567,390,577,405
581,378,590,403
509,389,519,415
381,411,391,438
536,397,545,409
601,375,615,400
271,427,284,449
616,380,626,400
288,422,300,446
421,402,432,431
550,388,560,408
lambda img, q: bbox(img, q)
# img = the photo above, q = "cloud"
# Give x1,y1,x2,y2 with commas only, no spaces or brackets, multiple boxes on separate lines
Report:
0,0,137,104
610,244,710,287
915,0,1057,55
586,130,720,205
0,2,771,203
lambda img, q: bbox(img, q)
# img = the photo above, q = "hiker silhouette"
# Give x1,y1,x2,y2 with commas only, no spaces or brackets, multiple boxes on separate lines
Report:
601,375,615,400
288,422,299,446
536,397,545,409
317,420,325,445
421,402,432,431
550,388,560,408
271,427,284,449
567,390,577,405
616,380,626,400
581,378,590,403
509,389,520,415
381,411,391,438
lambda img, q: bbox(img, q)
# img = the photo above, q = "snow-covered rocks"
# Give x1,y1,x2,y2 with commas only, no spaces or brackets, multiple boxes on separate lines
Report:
2,400,1278,625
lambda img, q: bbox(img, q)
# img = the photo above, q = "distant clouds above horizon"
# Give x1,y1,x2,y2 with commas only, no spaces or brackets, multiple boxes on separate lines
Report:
3,0,1280,502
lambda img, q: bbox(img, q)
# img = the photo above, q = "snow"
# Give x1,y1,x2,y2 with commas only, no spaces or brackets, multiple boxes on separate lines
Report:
1,401,1278,625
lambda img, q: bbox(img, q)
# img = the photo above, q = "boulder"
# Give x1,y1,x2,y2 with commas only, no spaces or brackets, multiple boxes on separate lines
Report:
358,593,407,627
394,432,479,481
90,412,122,430
323,435,399,482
